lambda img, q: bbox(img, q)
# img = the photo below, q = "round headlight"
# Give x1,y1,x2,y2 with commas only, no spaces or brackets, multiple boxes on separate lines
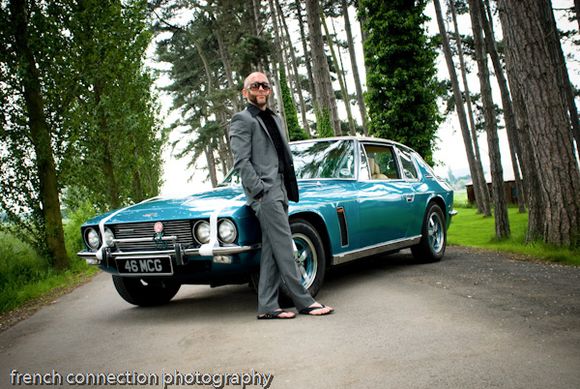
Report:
193,221,211,244
218,219,237,244
85,228,101,250
104,227,115,247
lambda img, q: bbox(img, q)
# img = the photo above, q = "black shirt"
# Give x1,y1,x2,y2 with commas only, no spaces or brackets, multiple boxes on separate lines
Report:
258,108,285,174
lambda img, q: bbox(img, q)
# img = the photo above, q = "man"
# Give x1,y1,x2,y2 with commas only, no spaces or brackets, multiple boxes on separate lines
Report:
229,71,334,319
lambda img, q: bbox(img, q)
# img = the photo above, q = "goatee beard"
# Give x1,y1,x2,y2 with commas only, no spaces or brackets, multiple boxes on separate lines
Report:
249,94,268,109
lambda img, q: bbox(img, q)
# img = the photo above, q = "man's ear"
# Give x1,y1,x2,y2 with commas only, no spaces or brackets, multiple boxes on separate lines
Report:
242,88,248,99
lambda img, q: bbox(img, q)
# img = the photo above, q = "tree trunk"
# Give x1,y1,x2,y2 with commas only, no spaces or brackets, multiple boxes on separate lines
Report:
547,5,580,159
477,0,526,213
508,76,545,242
251,0,265,73
276,0,309,135
342,0,368,135
331,17,356,134
321,14,356,135
9,0,69,269
434,0,490,218
468,0,510,239
93,80,121,209
268,0,286,137
498,0,580,248
295,0,316,107
305,0,341,136
214,22,241,113
205,147,218,188
448,0,491,216
575,0,580,32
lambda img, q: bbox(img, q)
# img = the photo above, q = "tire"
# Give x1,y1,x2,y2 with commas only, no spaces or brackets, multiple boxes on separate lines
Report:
284,219,327,298
411,203,446,262
112,275,180,307
251,219,327,300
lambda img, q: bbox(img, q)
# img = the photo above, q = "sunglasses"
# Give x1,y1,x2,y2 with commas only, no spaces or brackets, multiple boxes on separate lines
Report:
247,82,271,91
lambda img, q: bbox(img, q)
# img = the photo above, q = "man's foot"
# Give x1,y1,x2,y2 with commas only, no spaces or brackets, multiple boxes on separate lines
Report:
299,303,334,316
257,309,296,320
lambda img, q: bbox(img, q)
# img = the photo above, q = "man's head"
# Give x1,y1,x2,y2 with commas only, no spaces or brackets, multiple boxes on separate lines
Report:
242,72,272,110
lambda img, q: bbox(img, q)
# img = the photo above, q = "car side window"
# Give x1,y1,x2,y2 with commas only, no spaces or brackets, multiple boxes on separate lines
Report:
398,149,419,180
363,144,400,180
359,145,370,180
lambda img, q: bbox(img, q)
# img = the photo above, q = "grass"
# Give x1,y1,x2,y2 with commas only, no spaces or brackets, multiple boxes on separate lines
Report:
0,231,97,315
449,201,580,266
0,203,98,316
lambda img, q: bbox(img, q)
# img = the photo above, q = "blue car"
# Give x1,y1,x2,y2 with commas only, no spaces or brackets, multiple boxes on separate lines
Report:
78,137,456,306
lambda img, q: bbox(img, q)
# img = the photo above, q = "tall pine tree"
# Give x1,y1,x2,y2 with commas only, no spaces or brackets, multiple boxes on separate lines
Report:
358,0,441,163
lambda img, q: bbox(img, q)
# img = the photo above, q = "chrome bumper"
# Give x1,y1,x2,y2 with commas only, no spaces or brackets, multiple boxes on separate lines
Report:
77,243,260,265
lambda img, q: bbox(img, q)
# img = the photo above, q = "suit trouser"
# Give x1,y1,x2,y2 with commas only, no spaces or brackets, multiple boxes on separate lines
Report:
251,175,315,314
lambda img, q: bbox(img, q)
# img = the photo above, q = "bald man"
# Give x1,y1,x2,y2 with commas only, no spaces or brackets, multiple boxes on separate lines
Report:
229,72,334,319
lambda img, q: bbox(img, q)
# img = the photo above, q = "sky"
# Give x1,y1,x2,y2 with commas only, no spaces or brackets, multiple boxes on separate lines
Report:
153,1,578,197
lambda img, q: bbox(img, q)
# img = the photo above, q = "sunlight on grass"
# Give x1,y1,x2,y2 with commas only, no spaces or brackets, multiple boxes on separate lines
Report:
448,207,579,266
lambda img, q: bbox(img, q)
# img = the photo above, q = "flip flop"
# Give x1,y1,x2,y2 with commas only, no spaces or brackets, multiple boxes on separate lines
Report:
257,310,296,320
299,304,334,316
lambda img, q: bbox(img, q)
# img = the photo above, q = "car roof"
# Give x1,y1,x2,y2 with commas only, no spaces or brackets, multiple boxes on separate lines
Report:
289,136,414,153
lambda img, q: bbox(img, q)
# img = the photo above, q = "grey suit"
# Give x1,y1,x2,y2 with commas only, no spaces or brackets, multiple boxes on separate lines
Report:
229,104,314,314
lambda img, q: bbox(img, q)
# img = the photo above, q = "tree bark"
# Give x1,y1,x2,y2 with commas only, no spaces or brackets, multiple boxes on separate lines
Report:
9,0,69,269
321,14,356,135
575,0,580,32
305,0,341,136
251,0,265,73
205,147,218,188
449,0,491,216
295,0,316,107
477,0,526,213
546,5,580,159
275,0,309,135
498,0,580,247
434,0,490,218
342,0,368,134
468,0,510,239
267,0,287,137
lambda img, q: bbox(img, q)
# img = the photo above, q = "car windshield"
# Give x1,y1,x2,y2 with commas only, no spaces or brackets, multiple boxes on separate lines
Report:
220,139,355,185
291,140,355,179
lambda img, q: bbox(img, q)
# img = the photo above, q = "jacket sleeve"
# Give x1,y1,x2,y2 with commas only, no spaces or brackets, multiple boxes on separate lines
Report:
229,112,264,198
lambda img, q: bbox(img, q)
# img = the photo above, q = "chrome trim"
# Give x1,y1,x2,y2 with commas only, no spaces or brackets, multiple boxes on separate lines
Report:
113,236,177,243
332,235,421,265
449,209,458,216
77,243,260,262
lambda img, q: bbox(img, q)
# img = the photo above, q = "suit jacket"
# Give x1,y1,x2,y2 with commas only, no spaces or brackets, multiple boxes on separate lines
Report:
229,104,299,204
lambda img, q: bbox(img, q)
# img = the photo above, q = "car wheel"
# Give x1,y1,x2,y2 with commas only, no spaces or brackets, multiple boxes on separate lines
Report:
286,219,327,298
112,276,180,307
411,203,446,262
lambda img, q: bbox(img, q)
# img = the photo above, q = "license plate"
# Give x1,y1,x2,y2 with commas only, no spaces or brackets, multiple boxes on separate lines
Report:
116,256,173,276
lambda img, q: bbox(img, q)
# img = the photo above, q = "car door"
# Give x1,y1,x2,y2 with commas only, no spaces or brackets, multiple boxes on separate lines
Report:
355,142,418,247
394,146,427,237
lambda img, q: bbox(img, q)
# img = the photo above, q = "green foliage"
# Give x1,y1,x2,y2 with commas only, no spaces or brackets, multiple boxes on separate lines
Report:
0,229,97,314
279,67,307,141
63,0,164,210
314,107,334,138
358,0,442,164
448,207,580,266
0,1,164,262
153,1,264,182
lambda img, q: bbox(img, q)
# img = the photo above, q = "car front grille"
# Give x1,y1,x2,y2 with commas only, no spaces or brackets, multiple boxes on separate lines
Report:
111,220,196,252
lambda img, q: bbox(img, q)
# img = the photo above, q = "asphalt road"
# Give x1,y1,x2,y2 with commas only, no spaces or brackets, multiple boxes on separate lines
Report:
1,247,579,389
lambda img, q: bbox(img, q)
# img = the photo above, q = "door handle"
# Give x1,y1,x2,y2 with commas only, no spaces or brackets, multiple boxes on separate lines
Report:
405,194,415,203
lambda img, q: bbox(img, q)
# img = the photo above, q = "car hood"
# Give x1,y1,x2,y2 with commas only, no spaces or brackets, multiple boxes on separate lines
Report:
84,186,248,226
